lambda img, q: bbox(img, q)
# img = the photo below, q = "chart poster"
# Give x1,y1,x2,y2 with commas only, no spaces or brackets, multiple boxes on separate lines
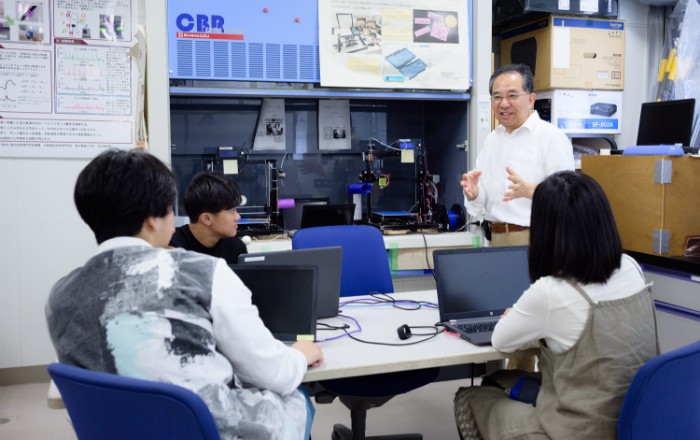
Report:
319,0,470,90
0,0,137,158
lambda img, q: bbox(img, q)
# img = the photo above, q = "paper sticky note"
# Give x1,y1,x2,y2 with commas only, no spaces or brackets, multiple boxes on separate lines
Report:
223,159,238,175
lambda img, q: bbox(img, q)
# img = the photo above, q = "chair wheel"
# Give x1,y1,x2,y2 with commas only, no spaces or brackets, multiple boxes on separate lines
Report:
331,423,353,440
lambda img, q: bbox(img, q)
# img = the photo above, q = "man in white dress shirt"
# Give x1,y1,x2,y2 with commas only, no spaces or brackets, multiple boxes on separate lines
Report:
461,63,574,247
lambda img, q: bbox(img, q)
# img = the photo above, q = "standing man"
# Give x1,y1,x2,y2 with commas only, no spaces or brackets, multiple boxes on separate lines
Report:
170,171,248,264
461,64,574,247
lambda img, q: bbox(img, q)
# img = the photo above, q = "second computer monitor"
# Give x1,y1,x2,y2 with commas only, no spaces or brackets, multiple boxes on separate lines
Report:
300,203,355,229
636,98,695,146
283,198,329,231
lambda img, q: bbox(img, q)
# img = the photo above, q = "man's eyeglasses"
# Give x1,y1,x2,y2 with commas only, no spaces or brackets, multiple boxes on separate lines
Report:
491,93,529,104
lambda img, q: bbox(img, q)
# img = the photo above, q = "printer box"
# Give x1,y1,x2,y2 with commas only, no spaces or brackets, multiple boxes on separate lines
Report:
535,89,622,134
501,16,625,91
582,155,700,256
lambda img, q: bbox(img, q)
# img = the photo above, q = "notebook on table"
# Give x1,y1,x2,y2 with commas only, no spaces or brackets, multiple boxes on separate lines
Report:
229,264,318,343
433,246,531,346
238,246,342,319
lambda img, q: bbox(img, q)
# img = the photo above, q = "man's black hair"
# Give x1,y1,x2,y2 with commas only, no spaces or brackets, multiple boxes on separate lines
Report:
184,172,242,223
528,171,622,284
74,149,177,244
489,63,535,95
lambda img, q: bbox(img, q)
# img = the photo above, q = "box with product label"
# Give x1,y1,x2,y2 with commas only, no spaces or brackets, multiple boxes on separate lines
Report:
534,89,622,134
501,15,625,91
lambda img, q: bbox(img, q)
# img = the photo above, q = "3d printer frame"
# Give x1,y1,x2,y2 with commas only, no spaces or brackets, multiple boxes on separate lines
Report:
213,147,284,236
358,139,440,231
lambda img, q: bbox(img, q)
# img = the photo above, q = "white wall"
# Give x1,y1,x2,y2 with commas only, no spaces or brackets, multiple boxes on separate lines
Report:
0,155,98,368
0,1,152,370
467,1,493,170
618,0,653,149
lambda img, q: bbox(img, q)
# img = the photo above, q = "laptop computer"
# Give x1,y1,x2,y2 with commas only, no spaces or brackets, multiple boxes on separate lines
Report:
238,247,342,319
300,203,355,229
229,264,318,343
636,98,695,148
433,246,531,346
283,197,328,231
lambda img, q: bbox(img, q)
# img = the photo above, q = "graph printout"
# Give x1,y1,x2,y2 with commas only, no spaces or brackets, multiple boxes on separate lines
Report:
0,0,137,158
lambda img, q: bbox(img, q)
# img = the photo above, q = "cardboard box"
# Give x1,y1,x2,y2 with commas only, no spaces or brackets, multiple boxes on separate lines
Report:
501,16,625,91
581,155,700,256
535,89,622,134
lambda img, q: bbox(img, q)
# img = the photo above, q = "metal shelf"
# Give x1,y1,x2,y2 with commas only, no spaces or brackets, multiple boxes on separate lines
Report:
170,86,471,101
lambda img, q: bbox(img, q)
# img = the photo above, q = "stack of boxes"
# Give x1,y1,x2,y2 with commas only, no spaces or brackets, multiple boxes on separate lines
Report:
500,11,625,141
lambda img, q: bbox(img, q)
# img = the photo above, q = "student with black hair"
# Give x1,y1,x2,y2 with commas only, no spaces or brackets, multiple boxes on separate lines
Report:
454,171,658,440
46,149,323,440
170,171,248,264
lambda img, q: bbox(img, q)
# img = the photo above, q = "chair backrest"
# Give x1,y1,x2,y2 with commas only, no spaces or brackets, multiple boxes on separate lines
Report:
47,363,221,440
617,340,700,440
292,225,393,297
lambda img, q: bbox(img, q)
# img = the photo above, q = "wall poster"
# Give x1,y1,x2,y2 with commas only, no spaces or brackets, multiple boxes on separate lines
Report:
0,0,138,158
319,0,470,90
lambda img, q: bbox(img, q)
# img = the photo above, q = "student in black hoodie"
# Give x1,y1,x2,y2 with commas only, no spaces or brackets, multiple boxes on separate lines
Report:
170,171,247,263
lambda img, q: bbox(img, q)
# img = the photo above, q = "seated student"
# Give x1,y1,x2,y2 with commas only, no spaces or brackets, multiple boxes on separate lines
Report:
170,171,248,264
454,171,659,440
45,149,323,440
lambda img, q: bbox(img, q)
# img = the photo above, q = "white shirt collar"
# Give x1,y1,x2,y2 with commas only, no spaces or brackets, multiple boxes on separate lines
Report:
97,236,152,255
495,110,540,135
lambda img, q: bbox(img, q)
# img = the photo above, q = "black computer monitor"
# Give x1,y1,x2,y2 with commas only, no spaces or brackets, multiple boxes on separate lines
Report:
283,197,329,231
300,203,355,229
636,99,695,146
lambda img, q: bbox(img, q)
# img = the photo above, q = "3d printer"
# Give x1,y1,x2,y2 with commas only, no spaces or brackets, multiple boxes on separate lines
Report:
354,138,441,231
214,146,285,237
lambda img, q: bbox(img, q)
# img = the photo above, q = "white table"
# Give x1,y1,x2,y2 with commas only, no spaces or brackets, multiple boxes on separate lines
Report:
303,290,506,382
48,290,506,407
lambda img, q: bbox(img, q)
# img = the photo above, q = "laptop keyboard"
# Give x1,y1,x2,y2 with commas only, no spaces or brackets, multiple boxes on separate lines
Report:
454,320,497,334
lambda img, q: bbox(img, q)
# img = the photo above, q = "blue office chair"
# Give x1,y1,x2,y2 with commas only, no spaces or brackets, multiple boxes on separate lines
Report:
293,224,393,298
617,340,700,440
47,363,221,440
293,225,439,440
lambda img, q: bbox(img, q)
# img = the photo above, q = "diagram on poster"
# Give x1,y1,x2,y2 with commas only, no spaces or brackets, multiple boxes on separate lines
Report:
55,0,131,41
0,1,51,44
0,48,51,113
319,0,469,90
55,44,131,115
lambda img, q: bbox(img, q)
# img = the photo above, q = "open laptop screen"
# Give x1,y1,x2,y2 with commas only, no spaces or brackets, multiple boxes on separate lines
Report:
229,264,318,342
636,98,695,146
434,246,531,321
238,247,342,319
